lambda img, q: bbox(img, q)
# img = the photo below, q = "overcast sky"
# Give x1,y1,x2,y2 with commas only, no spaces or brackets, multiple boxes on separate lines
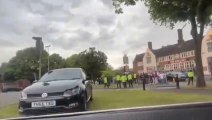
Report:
0,0,202,69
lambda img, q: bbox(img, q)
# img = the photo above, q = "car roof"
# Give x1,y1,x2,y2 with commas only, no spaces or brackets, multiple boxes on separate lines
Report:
51,68,82,71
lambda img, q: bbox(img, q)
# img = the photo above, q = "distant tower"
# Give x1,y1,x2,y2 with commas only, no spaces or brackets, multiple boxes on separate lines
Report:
123,54,129,74
123,54,129,64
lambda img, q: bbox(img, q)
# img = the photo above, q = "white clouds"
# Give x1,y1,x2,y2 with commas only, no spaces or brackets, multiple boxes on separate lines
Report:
0,0,194,69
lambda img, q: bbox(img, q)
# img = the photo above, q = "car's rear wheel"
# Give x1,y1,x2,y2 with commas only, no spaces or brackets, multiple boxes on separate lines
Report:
79,94,87,111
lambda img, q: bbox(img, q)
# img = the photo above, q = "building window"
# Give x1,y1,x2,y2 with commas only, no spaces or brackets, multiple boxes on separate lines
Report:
180,53,183,58
176,54,178,59
191,51,194,56
207,42,212,52
184,53,187,57
171,55,174,60
181,53,184,58
147,57,151,64
187,52,190,57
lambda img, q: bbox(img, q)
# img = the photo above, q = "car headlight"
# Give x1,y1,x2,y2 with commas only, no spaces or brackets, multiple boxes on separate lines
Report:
21,92,27,99
64,86,80,97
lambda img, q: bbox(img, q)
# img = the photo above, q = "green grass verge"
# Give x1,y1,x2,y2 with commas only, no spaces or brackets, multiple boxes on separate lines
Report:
1,90,212,119
0,104,19,119
89,90,212,110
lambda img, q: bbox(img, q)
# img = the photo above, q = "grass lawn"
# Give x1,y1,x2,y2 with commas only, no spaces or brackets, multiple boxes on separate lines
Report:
1,90,212,119
0,104,19,119
89,90,212,110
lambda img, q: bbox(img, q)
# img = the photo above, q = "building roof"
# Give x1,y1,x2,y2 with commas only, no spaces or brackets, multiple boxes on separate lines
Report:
133,53,144,63
133,39,195,62
152,39,195,57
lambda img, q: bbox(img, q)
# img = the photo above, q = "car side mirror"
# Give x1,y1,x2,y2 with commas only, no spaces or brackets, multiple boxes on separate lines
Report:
33,80,38,83
82,80,87,84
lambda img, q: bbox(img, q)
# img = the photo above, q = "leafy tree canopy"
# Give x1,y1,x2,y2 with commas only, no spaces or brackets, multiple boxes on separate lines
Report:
0,47,65,82
113,0,212,28
66,48,108,80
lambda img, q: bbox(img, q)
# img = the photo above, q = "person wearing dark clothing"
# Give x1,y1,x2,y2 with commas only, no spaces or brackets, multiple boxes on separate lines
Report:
175,74,180,89
142,73,148,91
149,74,153,84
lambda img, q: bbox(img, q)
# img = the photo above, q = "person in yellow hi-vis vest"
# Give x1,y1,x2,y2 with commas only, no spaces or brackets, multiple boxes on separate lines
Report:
187,70,194,85
133,73,137,83
128,74,133,88
121,74,127,88
116,74,121,88
103,76,108,88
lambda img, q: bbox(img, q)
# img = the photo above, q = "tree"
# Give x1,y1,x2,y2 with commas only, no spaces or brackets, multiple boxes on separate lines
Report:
113,0,212,87
0,47,48,82
65,48,108,80
49,53,65,70
0,62,8,81
65,54,81,68
102,67,116,80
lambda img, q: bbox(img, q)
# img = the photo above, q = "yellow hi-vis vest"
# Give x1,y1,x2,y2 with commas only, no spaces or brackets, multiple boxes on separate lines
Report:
128,74,132,80
121,75,127,82
134,74,137,79
116,75,121,81
188,72,194,77
103,77,107,83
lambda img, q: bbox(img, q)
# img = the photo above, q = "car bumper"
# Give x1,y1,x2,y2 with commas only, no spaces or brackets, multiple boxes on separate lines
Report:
19,95,81,112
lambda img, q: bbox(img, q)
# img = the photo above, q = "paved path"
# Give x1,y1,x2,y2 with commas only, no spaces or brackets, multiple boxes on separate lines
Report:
0,91,20,107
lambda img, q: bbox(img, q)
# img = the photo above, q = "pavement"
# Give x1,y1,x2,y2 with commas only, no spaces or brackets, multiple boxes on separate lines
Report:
0,91,20,107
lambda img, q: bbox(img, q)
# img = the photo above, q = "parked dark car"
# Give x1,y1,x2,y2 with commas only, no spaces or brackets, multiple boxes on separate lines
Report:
18,68,93,113
166,72,187,81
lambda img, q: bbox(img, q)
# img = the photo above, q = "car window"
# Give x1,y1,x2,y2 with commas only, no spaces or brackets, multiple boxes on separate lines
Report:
39,69,82,82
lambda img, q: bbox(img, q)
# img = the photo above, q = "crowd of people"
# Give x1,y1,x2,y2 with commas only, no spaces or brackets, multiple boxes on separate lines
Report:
98,70,195,90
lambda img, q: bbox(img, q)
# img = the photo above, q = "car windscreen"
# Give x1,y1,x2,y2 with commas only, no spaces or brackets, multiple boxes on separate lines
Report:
39,69,82,82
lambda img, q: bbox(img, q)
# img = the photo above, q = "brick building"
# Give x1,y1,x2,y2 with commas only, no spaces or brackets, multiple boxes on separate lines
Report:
133,28,212,75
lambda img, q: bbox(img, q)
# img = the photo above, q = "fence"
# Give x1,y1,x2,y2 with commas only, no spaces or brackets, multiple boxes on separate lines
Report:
0,79,31,92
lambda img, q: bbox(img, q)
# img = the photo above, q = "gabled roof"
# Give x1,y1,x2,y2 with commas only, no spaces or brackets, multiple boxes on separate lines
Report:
152,40,195,57
134,39,195,62
133,53,144,63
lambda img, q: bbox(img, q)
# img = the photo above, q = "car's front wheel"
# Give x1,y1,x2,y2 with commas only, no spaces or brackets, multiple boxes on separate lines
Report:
79,94,87,111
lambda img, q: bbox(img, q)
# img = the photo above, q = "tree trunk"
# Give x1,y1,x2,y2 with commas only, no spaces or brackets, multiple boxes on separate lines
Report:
190,16,206,87
195,38,206,87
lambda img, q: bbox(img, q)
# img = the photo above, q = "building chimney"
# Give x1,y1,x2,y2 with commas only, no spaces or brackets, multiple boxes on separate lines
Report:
177,29,184,44
148,42,152,50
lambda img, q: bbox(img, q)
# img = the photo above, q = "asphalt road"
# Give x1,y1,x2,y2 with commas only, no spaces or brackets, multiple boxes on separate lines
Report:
0,91,20,107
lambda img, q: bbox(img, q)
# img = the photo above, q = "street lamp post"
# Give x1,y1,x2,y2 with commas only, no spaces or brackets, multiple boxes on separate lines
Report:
45,45,51,71
32,37,43,79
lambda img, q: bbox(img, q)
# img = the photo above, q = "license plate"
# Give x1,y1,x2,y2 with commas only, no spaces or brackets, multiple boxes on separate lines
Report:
31,101,56,108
